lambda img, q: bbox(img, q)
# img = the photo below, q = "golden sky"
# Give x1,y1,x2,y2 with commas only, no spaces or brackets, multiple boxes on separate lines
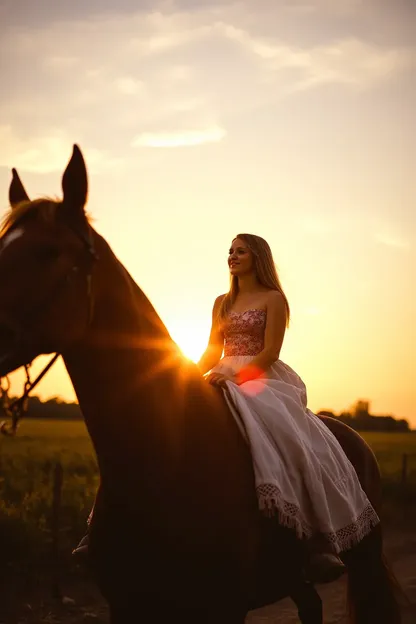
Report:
1,0,415,426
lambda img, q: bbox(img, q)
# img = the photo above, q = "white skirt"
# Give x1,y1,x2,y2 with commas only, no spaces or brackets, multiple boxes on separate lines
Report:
212,355,380,554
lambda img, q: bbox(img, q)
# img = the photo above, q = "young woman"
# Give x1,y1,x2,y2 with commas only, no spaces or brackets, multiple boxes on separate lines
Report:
196,233,379,582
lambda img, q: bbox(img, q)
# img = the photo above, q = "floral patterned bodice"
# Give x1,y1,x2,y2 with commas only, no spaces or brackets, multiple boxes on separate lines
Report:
223,309,266,357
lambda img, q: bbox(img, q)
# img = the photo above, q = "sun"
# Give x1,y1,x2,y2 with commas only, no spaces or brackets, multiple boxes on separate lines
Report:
167,320,207,364
176,335,205,363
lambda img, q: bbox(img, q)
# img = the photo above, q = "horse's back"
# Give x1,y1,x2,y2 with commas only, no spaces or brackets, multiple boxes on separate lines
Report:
318,415,382,510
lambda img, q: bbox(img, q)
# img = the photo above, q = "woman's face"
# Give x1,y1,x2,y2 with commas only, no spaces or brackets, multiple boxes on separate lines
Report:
228,238,254,277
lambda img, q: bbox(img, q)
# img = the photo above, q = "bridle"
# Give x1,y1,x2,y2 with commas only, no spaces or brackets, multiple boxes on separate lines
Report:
0,224,98,435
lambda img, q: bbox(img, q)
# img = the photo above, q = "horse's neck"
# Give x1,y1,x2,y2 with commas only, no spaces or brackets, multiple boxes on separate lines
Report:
62,236,188,461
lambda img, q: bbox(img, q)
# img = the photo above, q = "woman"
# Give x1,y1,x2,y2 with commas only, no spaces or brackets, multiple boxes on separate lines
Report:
196,233,380,582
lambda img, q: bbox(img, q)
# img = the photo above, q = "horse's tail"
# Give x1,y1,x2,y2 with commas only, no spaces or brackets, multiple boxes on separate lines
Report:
343,524,404,624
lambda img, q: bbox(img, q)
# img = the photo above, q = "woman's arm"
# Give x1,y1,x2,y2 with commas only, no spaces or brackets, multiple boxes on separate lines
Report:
236,291,286,384
196,294,225,375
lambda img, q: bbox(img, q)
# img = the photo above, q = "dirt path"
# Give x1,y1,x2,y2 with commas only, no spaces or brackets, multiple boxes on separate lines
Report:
247,531,416,623
3,531,416,623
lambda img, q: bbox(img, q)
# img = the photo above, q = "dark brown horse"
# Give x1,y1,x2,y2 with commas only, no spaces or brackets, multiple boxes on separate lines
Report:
0,145,402,623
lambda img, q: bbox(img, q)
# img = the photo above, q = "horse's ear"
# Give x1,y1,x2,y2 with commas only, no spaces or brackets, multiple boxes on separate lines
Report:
61,144,88,218
9,168,30,208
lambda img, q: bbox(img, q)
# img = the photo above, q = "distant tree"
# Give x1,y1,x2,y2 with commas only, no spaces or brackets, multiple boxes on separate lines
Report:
26,396,82,420
2,392,411,431
1,395,83,421
397,419,410,432
351,400,370,419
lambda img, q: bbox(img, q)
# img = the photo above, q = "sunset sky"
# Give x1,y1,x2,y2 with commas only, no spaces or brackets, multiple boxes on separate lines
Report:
0,0,415,426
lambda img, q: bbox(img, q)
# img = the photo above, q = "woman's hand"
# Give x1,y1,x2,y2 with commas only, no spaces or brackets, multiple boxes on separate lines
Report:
205,372,237,387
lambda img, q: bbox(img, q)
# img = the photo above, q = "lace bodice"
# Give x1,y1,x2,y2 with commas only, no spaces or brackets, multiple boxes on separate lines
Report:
223,309,266,357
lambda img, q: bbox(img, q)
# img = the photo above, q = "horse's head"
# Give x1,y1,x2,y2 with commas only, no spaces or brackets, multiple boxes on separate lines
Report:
0,145,97,377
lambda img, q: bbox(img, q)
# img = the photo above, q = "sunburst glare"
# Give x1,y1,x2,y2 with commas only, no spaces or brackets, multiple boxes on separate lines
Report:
168,320,208,363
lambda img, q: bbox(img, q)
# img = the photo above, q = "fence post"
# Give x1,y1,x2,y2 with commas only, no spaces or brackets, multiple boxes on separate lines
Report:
51,461,63,599
400,453,408,486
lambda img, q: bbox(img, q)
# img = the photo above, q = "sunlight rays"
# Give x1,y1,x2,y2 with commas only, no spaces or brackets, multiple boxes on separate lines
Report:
88,328,201,399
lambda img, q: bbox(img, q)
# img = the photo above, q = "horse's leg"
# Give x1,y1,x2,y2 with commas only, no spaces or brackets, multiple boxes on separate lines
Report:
290,581,323,624
342,524,402,624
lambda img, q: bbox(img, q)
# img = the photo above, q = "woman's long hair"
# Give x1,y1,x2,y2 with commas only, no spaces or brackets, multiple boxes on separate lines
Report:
218,233,290,326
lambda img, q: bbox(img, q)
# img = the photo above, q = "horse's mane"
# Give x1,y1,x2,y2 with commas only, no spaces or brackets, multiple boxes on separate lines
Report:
0,198,60,238
0,198,92,238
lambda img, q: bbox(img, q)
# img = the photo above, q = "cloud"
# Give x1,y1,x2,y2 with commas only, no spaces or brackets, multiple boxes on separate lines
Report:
132,125,226,148
219,24,414,92
43,55,80,70
114,76,146,95
0,3,414,164
374,230,411,250
128,22,214,56
167,65,194,81
283,0,364,15
0,125,123,174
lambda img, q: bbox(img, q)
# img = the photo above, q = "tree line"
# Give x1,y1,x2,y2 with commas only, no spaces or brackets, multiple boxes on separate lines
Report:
1,395,82,421
318,400,410,432
0,395,411,432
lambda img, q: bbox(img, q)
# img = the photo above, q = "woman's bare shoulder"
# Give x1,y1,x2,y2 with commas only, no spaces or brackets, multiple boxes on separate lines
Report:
265,290,287,318
214,293,226,308
265,289,284,302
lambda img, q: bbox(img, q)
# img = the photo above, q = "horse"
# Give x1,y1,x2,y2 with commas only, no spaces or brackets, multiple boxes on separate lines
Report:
0,145,402,623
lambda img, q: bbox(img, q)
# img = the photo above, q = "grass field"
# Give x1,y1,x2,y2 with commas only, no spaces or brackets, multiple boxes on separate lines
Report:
0,419,98,571
0,418,415,572
360,431,416,481
2,418,414,479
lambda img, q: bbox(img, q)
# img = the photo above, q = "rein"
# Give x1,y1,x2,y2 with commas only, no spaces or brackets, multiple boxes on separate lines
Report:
0,225,98,436
0,355,59,435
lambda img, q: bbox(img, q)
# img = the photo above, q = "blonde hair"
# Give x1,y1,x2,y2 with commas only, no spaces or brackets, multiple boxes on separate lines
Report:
218,233,290,327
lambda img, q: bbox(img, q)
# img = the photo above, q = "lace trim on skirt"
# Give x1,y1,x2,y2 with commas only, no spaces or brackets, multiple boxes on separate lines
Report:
257,483,380,554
